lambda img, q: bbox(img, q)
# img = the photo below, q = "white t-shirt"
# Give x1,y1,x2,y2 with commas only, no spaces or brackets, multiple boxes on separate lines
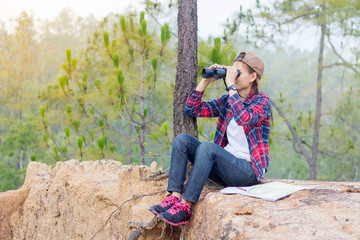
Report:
224,118,251,162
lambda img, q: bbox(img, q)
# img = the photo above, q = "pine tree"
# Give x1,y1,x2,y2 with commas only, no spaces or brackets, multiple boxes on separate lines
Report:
226,0,360,180
40,12,175,165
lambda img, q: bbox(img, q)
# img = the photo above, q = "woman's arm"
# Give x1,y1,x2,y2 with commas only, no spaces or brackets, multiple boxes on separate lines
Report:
228,93,271,126
185,79,224,118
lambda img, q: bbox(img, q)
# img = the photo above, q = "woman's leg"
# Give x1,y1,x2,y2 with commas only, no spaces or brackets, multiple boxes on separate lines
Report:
157,141,256,226
182,141,257,204
166,133,201,195
149,134,200,217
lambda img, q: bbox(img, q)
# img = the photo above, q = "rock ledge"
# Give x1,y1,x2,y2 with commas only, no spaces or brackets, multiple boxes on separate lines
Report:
1,160,359,240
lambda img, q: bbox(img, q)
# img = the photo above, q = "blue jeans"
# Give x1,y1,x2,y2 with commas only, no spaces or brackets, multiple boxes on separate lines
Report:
167,134,258,204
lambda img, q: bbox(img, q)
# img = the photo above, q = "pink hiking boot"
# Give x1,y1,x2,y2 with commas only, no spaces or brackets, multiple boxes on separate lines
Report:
157,201,191,226
149,195,180,216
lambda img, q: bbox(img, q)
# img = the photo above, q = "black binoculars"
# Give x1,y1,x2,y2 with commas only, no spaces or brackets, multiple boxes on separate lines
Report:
202,68,240,79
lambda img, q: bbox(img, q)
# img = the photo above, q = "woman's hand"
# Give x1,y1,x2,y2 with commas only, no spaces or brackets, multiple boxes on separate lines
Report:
209,63,226,69
202,63,226,83
225,66,238,87
196,63,226,92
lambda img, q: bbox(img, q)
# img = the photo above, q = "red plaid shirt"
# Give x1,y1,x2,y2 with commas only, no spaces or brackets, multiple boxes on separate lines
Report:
185,89,271,181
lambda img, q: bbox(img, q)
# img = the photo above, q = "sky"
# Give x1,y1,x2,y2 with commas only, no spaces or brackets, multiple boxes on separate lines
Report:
0,0,318,50
0,0,253,40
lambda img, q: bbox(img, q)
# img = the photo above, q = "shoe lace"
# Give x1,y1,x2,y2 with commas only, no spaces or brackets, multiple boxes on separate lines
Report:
159,196,178,208
168,202,191,215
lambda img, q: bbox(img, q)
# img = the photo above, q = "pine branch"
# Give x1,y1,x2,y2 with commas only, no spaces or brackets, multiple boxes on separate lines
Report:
271,100,312,166
42,119,69,160
144,72,157,99
301,138,339,158
148,12,178,38
322,113,360,142
279,12,316,25
124,107,141,141
87,102,137,143
144,102,172,125
326,33,360,76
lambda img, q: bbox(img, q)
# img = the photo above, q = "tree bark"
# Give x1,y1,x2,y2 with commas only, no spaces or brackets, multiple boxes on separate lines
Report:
127,121,132,164
140,57,146,165
17,149,23,171
26,149,30,164
311,3,326,180
173,0,198,138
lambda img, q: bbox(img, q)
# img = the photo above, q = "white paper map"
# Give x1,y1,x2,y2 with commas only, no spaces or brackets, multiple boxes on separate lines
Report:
220,181,307,201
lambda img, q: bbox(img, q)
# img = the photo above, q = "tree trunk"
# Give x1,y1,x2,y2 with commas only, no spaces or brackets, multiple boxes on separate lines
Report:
139,122,145,165
173,0,198,138
26,149,30,164
17,149,23,171
127,121,132,165
140,57,146,165
311,4,326,180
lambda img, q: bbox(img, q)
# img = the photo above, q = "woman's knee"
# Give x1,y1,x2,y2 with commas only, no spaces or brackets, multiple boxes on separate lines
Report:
196,142,215,159
173,133,193,148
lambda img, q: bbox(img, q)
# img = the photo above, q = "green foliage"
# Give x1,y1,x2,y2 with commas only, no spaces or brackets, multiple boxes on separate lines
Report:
222,0,360,180
103,31,109,48
162,121,168,132
66,48,71,62
0,9,102,190
120,15,127,33
318,87,360,181
116,69,125,85
77,137,83,150
2,4,360,191
98,119,104,127
97,136,107,152
39,106,45,119
140,11,145,23
42,133,48,143
2,120,40,157
113,53,119,68
210,131,215,141
64,126,70,139
210,38,221,63
58,76,66,91
0,161,25,191
0,117,41,189
71,58,78,69
61,145,68,155
109,145,116,153
140,18,147,35
161,23,171,45
66,104,72,114
152,58,158,71
198,37,237,79
73,120,80,132
152,132,159,142
198,125,203,135
94,79,101,91
129,16,134,30
39,10,175,165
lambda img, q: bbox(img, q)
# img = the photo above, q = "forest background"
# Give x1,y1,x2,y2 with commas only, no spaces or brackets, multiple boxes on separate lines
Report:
0,0,359,191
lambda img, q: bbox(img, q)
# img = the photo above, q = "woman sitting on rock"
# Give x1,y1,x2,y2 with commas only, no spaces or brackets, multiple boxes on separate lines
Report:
149,52,271,226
